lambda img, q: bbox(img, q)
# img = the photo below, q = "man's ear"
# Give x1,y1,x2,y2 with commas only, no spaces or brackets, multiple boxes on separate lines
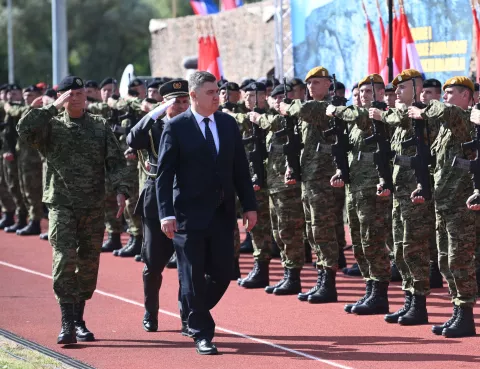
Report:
189,90,196,100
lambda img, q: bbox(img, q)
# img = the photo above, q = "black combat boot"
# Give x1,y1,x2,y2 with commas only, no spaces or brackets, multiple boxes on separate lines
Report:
385,291,412,323
304,239,312,264
4,214,27,233
57,303,77,344
338,248,347,269
231,258,241,280
273,268,302,295
117,235,143,257
390,261,402,282
265,268,288,294
16,220,41,236
442,306,476,338
345,280,373,313
397,294,428,325
166,252,177,269
74,301,95,341
239,233,253,253
102,233,122,252
239,261,270,288
308,268,338,303
352,281,389,315
429,261,443,289
134,254,143,262
0,212,14,229
432,304,459,335
298,269,324,301
39,233,49,240
342,263,361,276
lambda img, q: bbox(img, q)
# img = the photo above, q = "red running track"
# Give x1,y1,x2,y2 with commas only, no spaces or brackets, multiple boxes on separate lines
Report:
1,222,480,369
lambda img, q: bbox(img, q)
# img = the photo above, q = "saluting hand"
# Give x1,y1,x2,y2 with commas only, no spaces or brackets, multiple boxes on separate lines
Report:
243,211,257,232
31,96,44,108
53,90,71,109
116,193,126,218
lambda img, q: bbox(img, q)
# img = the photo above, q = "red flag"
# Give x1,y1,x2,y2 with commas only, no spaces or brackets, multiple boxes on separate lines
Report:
398,9,424,74
473,7,480,82
197,36,211,71
366,19,380,74
198,34,223,79
376,0,386,46
207,36,222,79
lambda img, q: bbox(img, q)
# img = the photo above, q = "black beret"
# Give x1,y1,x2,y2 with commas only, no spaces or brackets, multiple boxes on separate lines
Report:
270,83,293,97
423,79,442,89
147,79,162,89
289,77,305,87
85,80,98,88
0,84,8,91
244,82,266,92
159,79,189,99
385,83,395,92
352,83,359,90
240,78,255,90
44,88,57,98
6,83,22,91
128,78,144,88
220,82,240,91
329,81,345,91
217,78,228,87
99,77,117,88
57,76,84,92
264,78,280,88
474,83,479,92
23,85,41,93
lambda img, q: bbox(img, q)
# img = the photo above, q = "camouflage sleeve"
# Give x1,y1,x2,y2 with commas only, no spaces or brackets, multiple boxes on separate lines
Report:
422,100,469,136
258,113,276,130
233,113,249,126
17,104,56,152
334,105,370,129
381,106,410,129
288,99,329,129
105,124,130,198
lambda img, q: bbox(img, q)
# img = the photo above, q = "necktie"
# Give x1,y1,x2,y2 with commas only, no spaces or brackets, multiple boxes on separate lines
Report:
203,117,217,159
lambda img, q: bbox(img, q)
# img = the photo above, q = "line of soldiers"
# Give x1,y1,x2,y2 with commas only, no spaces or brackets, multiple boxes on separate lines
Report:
2,65,480,340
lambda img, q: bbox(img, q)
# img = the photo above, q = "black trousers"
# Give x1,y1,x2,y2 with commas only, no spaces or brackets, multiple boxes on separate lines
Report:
173,205,235,341
142,217,186,322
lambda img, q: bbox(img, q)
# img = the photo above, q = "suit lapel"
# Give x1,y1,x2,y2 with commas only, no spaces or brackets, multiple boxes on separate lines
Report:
214,111,226,162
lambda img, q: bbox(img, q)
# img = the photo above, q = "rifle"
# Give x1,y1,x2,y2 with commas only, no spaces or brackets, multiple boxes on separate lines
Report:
321,74,351,183
451,103,480,202
274,77,303,182
393,77,433,200
242,88,267,188
364,76,395,193
112,103,139,137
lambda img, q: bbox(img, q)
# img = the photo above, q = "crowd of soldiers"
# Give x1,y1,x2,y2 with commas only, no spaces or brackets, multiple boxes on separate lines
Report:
1,65,480,341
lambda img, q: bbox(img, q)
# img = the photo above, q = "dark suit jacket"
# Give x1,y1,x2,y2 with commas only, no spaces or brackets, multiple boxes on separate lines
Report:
155,108,257,231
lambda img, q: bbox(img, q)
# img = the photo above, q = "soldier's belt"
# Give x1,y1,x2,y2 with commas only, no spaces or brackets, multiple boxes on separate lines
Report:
357,151,374,162
393,154,412,167
268,143,284,152
451,156,470,171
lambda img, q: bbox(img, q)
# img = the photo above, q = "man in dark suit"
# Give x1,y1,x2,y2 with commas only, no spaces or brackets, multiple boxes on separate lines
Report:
156,71,257,355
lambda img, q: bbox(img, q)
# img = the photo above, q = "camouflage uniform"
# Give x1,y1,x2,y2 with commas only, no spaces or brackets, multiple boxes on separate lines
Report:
259,113,304,268
17,105,130,303
0,101,15,215
425,101,476,307
287,100,338,270
234,112,272,262
381,105,440,295
334,105,390,281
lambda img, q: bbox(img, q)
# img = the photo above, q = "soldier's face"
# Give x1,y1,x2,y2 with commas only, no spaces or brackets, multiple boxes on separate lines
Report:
360,85,373,106
148,88,161,102
167,96,190,118
23,91,40,105
352,88,360,106
85,87,99,101
101,84,117,102
273,95,283,111
384,91,396,108
131,85,146,99
190,81,219,116
0,90,5,101
293,85,306,100
219,89,228,104
307,78,329,99
6,89,22,102
395,81,414,104
244,91,266,110
443,87,469,107
420,87,441,104
65,88,87,112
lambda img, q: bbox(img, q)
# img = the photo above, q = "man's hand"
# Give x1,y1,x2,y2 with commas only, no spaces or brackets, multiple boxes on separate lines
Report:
3,152,14,162
247,112,261,124
42,95,55,106
326,105,336,117
471,109,480,125
31,96,44,108
161,219,177,239
284,167,296,185
107,97,117,109
253,184,261,191
467,191,480,210
124,148,137,160
376,182,391,197
141,100,153,113
53,90,71,110
278,102,290,116
411,185,425,204
369,108,383,121
330,170,344,188
243,211,257,232
116,193,126,218
144,160,151,172
408,106,425,120
3,102,11,114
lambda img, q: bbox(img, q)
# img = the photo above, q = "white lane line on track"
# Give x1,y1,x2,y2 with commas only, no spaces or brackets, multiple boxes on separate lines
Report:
0,260,354,369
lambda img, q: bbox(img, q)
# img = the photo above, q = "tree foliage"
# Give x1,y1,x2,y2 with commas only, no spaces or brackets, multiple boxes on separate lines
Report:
0,0,262,86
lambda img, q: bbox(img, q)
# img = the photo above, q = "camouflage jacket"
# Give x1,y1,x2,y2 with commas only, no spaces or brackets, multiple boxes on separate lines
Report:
334,105,379,193
424,101,474,209
287,99,335,183
17,104,130,208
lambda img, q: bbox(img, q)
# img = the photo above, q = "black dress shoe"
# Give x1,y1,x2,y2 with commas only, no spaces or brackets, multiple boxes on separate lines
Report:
134,254,143,262
181,320,192,337
195,339,218,355
143,319,158,332
166,253,177,268
239,233,253,253
39,233,49,240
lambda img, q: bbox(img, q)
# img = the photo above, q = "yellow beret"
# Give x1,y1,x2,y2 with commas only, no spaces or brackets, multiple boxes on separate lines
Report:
442,76,474,93
358,74,385,88
392,69,422,86
305,66,330,81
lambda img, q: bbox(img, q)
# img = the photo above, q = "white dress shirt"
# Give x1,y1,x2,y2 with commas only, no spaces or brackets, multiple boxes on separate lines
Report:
161,108,220,222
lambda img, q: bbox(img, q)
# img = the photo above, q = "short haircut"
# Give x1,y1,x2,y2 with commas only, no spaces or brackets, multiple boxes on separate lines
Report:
188,71,216,91
453,85,473,100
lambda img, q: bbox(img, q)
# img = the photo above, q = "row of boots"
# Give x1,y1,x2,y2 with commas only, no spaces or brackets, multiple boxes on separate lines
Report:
101,232,142,257
0,212,42,236
57,301,95,345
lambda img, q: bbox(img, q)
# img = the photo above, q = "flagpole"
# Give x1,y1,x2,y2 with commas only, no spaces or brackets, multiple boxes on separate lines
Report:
387,0,393,82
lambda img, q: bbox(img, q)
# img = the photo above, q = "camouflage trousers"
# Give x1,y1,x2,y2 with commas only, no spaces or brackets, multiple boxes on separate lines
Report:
384,197,394,256
233,190,272,261
17,146,43,221
346,189,391,282
475,212,480,270
392,195,432,295
333,187,346,249
346,191,361,250
2,158,26,219
436,201,477,307
302,180,338,270
0,155,15,213
48,204,105,304
270,187,305,269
